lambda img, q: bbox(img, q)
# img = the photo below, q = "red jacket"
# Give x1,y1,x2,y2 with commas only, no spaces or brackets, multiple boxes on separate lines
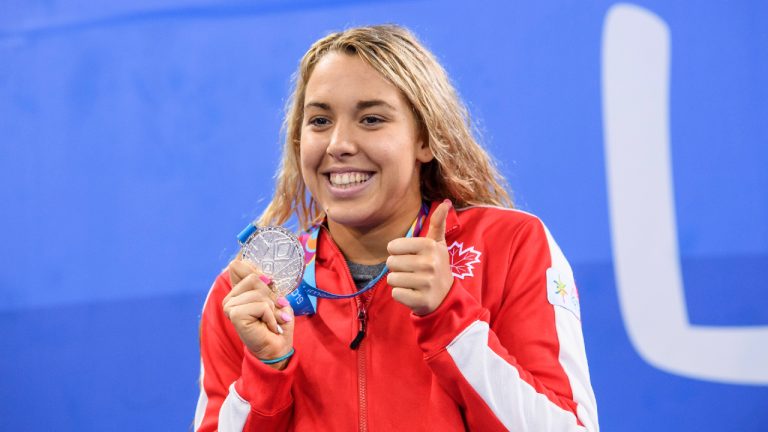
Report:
195,203,599,431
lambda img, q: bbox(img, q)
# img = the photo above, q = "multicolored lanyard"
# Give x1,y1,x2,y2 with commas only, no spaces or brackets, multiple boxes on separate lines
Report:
287,203,429,315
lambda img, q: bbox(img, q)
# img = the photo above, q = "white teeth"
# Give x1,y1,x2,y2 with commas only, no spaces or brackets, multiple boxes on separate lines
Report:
329,172,371,187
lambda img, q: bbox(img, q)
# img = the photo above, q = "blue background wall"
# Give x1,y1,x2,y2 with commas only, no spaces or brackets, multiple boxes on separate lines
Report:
1,0,766,430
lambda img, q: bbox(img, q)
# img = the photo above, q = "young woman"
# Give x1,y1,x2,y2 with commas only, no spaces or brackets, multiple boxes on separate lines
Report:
195,25,598,431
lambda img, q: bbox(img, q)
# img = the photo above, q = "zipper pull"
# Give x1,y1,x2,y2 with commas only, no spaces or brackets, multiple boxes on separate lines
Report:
350,309,367,350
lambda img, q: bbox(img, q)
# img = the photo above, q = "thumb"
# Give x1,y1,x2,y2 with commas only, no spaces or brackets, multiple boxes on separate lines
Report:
426,199,452,242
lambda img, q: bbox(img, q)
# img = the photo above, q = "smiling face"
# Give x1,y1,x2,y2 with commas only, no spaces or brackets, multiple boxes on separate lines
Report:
300,52,433,232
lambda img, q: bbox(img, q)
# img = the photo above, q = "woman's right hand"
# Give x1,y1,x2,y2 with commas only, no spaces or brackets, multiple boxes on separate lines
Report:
223,259,295,370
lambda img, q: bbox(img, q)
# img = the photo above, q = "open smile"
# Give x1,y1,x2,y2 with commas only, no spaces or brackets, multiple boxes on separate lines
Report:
328,171,373,188
323,170,375,197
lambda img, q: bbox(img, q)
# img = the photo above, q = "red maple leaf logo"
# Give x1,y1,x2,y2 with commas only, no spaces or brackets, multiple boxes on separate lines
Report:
447,241,482,279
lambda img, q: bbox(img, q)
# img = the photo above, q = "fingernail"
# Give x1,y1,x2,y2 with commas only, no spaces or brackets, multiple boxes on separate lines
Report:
259,274,272,285
276,324,284,335
277,297,290,307
443,198,452,206
280,312,293,323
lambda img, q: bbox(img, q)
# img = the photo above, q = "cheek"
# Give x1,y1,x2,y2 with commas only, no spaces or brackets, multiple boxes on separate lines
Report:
299,139,330,200
383,142,420,173
374,135,412,165
298,143,316,188
299,138,321,171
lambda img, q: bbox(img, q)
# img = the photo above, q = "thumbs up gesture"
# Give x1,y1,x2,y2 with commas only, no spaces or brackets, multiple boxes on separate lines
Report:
387,199,455,315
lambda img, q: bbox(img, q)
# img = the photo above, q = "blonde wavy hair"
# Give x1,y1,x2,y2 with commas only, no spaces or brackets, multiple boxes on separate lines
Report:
257,24,513,230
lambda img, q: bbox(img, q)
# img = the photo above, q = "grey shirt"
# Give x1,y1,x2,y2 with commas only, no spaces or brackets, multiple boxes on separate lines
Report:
347,261,387,290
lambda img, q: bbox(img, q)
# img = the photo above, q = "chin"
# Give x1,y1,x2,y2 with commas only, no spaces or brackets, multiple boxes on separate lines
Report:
325,204,380,229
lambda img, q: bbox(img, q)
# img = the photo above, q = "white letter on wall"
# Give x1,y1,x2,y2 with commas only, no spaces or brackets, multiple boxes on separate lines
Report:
602,3,768,385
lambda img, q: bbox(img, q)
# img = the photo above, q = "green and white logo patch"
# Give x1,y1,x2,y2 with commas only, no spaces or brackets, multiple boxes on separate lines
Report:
546,267,581,320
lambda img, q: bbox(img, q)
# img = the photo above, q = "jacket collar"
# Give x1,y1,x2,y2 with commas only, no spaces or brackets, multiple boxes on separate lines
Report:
313,199,461,256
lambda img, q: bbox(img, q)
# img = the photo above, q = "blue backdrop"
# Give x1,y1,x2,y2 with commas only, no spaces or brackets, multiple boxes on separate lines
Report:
1,1,766,430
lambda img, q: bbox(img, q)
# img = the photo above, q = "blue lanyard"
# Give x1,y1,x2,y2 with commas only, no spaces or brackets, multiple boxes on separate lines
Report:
287,204,429,315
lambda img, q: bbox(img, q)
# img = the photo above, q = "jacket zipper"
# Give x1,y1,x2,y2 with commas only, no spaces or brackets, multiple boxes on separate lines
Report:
320,226,375,432
354,293,371,432
350,301,367,349
322,216,452,432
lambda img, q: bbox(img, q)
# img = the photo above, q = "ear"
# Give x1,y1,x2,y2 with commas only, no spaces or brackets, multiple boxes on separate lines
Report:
415,140,434,163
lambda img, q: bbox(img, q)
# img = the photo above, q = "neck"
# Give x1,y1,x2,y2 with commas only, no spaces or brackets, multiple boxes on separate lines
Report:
327,204,422,265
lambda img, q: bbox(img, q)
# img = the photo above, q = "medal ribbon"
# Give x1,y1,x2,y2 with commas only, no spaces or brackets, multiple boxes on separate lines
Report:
287,203,429,315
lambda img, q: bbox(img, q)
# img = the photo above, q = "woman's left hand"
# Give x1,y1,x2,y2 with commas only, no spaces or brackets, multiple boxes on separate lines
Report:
387,199,454,315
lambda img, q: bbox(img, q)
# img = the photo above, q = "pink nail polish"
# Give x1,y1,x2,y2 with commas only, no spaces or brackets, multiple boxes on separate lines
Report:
443,198,452,206
259,274,272,285
277,297,290,307
280,312,293,323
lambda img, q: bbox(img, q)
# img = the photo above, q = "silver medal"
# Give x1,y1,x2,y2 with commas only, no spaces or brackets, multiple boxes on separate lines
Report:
240,226,305,297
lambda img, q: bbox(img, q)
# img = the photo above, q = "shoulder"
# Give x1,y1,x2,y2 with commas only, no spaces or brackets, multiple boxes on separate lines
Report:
455,204,538,220
454,205,545,236
450,205,563,263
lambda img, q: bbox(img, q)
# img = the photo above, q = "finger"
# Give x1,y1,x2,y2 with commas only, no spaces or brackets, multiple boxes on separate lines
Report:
228,259,259,287
228,302,282,335
390,286,422,309
223,273,273,307
387,272,429,291
275,297,295,325
276,296,294,314
426,199,452,242
386,254,429,273
224,290,276,311
276,309,294,326
387,237,433,256
223,273,257,306
223,282,273,319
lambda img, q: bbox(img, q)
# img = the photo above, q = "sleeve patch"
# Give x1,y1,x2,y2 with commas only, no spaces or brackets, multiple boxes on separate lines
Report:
546,267,581,320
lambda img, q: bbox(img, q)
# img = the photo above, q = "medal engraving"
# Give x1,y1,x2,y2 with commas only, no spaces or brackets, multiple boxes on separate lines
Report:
241,226,305,297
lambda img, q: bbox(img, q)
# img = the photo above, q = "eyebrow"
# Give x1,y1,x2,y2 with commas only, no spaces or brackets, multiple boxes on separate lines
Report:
304,101,331,110
356,99,396,111
303,99,396,111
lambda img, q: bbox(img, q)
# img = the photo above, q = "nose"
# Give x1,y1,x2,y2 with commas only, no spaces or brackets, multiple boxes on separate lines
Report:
326,121,357,160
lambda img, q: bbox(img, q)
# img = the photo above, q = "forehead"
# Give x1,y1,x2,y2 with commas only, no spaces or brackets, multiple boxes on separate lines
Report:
304,52,406,107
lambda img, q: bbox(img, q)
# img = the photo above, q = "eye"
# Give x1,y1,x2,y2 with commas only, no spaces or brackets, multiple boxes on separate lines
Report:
360,115,384,126
308,116,331,127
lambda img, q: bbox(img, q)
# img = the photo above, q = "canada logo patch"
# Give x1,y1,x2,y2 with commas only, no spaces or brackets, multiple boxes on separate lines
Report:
447,241,482,279
546,267,581,320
